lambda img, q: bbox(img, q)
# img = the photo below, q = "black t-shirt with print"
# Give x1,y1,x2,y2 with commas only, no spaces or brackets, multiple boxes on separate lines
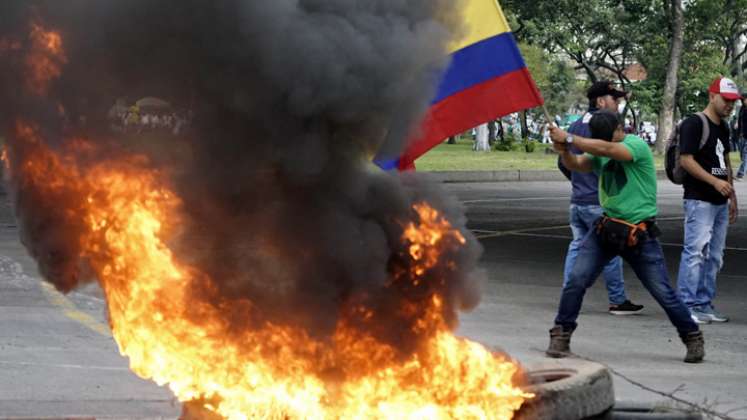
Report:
680,114,731,205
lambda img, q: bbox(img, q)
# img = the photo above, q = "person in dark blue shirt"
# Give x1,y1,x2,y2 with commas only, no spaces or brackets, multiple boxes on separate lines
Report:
559,81,643,315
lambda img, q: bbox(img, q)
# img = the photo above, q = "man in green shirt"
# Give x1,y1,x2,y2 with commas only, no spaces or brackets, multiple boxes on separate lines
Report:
546,111,704,363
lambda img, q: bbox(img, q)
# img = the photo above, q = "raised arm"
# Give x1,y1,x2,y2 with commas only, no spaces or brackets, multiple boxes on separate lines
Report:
549,126,632,161
554,142,593,173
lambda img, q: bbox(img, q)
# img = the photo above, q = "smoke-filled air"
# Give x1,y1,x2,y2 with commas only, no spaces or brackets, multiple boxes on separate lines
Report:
0,1,530,418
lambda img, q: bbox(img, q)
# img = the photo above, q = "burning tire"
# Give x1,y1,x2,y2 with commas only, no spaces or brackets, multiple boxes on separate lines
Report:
515,359,615,420
181,400,223,420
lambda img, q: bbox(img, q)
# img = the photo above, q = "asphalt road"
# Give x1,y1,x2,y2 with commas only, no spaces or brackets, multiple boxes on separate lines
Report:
0,196,181,419
449,180,747,418
0,179,745,419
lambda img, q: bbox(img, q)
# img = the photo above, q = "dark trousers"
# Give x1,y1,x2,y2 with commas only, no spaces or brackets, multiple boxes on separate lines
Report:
554,226,699,336
737,138,747,178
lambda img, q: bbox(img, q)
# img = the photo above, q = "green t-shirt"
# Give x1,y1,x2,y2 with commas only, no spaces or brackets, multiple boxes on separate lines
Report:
589,135,658,223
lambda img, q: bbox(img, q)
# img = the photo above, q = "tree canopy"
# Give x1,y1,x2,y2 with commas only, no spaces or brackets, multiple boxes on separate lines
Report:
503,0,746,146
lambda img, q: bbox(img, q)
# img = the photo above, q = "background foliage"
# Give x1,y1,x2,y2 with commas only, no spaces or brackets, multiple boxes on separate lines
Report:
502,0,747,130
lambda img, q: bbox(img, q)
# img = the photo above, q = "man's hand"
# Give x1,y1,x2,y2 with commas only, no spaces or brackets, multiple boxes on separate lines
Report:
548,125,568,143
729,193,739,224
553,140,568,153
712,179,734,197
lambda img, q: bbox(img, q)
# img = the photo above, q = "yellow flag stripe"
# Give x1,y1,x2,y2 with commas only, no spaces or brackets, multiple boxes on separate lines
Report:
449,0,511,53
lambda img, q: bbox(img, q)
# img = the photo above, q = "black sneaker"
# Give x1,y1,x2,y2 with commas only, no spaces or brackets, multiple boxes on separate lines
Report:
609,300,644,315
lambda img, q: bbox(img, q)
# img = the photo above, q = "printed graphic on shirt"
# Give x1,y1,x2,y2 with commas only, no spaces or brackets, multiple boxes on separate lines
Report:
602,160,627,197
679,114,731,204
713,139,728,176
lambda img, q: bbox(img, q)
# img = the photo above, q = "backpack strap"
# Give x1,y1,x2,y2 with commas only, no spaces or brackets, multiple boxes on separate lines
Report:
668,118,682,145
695,112,710,150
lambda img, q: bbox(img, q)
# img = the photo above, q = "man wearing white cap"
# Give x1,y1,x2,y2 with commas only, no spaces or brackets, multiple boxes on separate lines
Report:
676,77,742,324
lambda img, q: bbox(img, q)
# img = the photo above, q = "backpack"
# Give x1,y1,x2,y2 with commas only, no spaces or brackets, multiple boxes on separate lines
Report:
665,112,710,185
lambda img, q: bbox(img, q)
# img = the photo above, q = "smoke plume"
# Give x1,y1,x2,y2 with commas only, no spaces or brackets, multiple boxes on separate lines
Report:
0,0,484,357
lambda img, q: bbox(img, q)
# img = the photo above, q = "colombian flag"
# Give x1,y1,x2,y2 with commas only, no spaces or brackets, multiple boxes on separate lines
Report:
391,0,543,170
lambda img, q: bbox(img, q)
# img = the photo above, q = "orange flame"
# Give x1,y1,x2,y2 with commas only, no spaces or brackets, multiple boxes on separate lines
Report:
8,123,531,419
25,22,67,95
404,203,466,279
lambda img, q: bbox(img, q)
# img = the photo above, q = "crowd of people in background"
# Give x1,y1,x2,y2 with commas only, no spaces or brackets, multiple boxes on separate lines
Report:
471,113,666,149
119,108,189,135
468,95,747,153
108,99,191,136
471,113,558,145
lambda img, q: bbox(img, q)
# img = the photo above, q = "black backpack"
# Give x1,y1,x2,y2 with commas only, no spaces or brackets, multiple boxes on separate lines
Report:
665,112,710,185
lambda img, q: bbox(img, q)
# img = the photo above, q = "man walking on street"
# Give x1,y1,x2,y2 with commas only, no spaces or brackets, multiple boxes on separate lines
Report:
676,77,741,324
736,96,747,180
559,80,643,315
546,111,704,363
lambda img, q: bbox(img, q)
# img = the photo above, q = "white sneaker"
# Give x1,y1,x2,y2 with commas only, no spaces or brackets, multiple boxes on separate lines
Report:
690,310,711,325
702,307,729,323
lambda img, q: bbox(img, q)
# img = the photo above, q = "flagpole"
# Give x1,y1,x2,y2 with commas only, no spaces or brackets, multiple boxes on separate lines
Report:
541,103,554,127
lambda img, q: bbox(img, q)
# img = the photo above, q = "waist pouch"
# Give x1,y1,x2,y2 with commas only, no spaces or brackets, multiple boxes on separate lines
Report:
595,216,660,252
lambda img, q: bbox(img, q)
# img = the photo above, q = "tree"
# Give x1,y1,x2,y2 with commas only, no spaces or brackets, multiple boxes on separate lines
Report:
656,0,684,154
518,42,579,118
487,120,497,146
502,0,740,149
504,0,663,126
686,0,747,78
504,1,651,87
473,123,490,151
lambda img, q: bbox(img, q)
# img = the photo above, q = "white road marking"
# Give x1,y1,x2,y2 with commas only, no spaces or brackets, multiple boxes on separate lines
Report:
472,217,747,251
473,224,568,240
463,197,568,204
463,192,684,205
0,360,129,371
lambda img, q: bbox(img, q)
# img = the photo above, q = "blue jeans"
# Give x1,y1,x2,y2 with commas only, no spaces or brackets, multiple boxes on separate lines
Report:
556,228,699,336
564,204,627,305
676,199,728,310
737,139,747,178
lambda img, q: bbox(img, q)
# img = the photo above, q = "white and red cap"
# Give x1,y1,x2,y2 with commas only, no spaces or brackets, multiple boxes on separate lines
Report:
708,77,743,100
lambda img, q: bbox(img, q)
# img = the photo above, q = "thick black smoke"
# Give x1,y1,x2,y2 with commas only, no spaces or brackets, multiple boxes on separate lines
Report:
0,0,484,354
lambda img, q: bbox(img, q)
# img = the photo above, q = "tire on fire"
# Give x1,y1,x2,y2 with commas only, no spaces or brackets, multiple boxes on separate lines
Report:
515,359,615,420
180,359,615,420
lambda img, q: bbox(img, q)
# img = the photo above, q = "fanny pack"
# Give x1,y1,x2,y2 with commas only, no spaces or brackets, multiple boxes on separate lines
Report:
595,216,659,252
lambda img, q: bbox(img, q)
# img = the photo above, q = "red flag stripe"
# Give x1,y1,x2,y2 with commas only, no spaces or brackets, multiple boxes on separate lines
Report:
399,67,542,169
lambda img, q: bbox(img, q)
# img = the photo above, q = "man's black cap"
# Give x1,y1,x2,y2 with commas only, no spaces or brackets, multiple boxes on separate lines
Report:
587,80,628,103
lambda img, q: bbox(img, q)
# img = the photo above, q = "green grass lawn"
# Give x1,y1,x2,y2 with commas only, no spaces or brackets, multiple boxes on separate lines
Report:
415,138,742,171
415,138,558,171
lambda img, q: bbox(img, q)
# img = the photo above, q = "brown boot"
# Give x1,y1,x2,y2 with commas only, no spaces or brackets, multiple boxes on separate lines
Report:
546,325,572,358
681,331,705,363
